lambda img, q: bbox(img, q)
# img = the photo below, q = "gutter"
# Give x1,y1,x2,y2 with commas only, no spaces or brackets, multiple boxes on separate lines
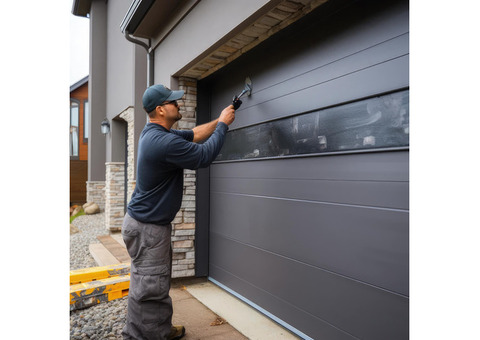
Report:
123,31,155,87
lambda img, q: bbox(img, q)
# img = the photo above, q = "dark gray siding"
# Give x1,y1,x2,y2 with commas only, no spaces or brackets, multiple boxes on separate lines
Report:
200,1,409,339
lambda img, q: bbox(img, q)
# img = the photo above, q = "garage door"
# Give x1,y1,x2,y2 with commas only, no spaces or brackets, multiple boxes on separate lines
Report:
199,1,409,339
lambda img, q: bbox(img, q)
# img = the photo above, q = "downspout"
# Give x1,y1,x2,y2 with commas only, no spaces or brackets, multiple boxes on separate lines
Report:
124,30,154,87
122,31,154,212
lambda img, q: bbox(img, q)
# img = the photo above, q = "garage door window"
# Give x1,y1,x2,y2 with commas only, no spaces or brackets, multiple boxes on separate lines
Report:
216,90,409,161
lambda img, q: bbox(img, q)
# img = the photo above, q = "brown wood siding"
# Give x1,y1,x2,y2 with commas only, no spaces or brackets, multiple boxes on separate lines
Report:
70,81,89,204
70,160,88,204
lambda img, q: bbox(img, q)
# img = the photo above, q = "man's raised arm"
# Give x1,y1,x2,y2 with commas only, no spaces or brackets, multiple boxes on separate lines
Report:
192,105,235,142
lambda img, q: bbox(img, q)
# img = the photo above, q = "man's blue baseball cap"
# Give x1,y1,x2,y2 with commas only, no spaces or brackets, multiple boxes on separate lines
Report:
142,84,184,113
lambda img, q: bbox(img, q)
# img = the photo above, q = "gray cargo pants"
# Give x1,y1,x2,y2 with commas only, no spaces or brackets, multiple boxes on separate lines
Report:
122,213,173,340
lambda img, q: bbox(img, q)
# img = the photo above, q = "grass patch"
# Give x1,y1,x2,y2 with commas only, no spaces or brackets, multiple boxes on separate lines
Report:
70,209,85,223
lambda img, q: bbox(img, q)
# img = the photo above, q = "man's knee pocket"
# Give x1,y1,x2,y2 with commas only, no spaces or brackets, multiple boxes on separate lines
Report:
130,264,170,302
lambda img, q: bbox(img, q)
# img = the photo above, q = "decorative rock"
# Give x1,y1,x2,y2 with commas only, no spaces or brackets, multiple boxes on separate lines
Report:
70,224,80,235
85,203,100,215
72,206,82,217
83,202,95,210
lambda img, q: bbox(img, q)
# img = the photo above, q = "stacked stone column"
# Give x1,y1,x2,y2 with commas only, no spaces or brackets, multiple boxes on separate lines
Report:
119,107,135,204
171,77,197,278
86,181,106,211
105,162,125,231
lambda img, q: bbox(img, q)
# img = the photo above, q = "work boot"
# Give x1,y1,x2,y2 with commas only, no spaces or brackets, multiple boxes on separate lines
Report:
168,325,185,340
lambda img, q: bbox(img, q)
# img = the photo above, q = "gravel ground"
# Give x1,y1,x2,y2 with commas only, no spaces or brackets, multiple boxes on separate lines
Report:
70,213,128,339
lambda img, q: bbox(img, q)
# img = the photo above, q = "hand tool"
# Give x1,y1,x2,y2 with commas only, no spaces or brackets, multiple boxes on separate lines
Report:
232,77,252,110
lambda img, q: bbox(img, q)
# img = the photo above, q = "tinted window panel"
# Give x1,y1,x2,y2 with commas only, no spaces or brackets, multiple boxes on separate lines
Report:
216,90,409,161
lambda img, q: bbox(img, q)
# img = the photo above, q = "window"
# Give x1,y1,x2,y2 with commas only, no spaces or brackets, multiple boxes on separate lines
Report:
84,99,89,142
215,90,409,162
70,100,79,157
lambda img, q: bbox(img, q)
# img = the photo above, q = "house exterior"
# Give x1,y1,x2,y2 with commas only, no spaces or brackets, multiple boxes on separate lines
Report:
70,76,89,205
73,0,409,338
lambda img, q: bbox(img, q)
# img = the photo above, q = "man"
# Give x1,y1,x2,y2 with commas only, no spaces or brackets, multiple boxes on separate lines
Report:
122,84,235,340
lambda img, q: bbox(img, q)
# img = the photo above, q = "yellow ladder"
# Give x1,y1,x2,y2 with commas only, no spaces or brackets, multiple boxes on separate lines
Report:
70,263,130,311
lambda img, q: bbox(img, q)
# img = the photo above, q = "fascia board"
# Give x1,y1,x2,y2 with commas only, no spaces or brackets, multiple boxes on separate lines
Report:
120,0,155,34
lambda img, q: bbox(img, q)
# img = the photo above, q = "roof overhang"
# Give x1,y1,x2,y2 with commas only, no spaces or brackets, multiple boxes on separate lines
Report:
120,0,197,38
72,0,92,17
120,0,156,35
121,0,331,80
179,0,331,80
70,75,89,92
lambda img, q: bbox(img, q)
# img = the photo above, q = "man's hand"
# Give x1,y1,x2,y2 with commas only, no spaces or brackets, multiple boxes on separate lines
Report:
218,105,235,126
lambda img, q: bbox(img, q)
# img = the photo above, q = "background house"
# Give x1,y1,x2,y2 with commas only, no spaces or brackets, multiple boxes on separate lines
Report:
73,0,409,338
70,75,89,205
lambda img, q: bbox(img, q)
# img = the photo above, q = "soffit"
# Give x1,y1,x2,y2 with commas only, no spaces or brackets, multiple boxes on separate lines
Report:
132,0,196,39
179,0,330,80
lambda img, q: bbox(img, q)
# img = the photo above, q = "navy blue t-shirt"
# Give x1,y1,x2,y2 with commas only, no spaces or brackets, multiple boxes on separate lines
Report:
127,122,228,225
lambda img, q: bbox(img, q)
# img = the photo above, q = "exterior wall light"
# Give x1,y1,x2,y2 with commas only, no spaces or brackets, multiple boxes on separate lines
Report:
101,118,110,135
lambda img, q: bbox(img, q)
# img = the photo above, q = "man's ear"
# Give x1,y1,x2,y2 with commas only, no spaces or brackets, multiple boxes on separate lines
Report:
156,105,165,117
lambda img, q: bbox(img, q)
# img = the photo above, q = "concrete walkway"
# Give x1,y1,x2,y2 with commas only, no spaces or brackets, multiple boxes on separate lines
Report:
171,278,300,340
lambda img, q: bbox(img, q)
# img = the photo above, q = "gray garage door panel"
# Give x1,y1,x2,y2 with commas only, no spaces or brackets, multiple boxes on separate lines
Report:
211,177,408,210
228,54,408,130
211,151,409,210
233,55,409,129
210,189,408,295
238,32,408,106
211,151,409,182
231,35,408,130
210,234,409,340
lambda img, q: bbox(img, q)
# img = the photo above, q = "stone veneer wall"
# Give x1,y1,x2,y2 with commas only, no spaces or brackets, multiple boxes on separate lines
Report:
128,180,136,204
102,108,134,232
171,77,198,278
119,108,135,204
86,181,106,210
105,162,125,231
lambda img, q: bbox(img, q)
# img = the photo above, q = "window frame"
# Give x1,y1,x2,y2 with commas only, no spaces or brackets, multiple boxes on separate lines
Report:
83,99,89,143
70,99,80,160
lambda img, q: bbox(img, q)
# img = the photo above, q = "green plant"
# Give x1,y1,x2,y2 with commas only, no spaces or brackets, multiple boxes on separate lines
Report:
70,209,85,223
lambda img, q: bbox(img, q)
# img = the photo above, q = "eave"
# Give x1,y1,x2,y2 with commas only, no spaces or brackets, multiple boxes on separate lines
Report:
120,0,156,35
178,0,330,80
70,76,89,93
122,0,330,80
72,0,92,17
